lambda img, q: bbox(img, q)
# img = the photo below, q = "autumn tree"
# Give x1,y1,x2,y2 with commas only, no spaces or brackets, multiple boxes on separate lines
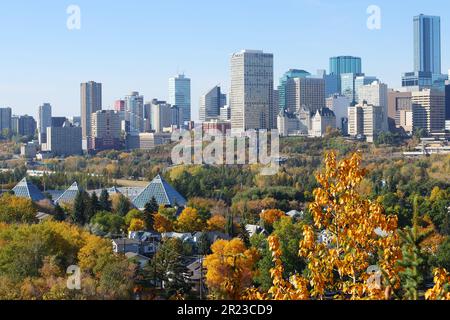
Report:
204,238,259,300
176,207,206,233
0,193,37,224
154,213,174,233
129,218,146,232
207,215,226,233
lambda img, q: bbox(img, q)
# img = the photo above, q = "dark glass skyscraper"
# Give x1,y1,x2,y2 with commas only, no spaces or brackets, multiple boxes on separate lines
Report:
329,56,362,76
414,14,441,75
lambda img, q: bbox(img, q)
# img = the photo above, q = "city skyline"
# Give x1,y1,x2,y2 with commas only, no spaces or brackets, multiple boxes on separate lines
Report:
1,1,450,121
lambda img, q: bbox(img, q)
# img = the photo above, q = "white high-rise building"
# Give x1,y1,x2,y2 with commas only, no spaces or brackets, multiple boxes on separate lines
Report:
326,95,350,131
358,81,389,131
80,81,102,141
411,89,445,133
169,74,191,123
348,102,384,143
151,99,172,133
230,50,274,132
38,103,52,145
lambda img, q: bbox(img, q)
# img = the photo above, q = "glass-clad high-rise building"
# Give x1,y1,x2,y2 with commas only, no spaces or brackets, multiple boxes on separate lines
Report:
414,14,441,75
278,69,311,113
330,56,362,76
169,74,191,123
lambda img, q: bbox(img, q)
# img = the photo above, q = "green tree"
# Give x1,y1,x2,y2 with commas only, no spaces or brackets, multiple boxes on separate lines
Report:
148,238,191,297
398,197,432,300
90,192,101,214
99,189,112,212
144,197,159,231
115,195,131,217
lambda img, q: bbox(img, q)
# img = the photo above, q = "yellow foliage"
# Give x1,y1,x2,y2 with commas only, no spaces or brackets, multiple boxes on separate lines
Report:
204,238,259,300
128,218,146,232
207,215,226,233
175,207,205,233
426,268,450,300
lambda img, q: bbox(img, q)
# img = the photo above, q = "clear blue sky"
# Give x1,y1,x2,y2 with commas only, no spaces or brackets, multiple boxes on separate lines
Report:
1,0,449,121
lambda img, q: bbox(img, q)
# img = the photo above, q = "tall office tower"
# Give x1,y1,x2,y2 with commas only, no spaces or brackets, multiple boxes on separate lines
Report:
46,121,82,157
114,100,126,112
18,115,37,137
315,70,340,98
11,116,19,134
411,89,445,133
326,94,351,131
414,14,441,75
169,74,191,123
143,102,152,132
358,81,389,131
388,91,413,132
445,80,450,121
0,107,12,134
230,50,274,132
90,110,122,151
125,92,144,133
80,81,102,141
341,73,377,103
150,99,173,133
51,117,68,128
199,86,226,122
271,89,279,129
330,56,362,93
38,103,52,144
285,77,325,114
278,69,311,113
348,102,384,143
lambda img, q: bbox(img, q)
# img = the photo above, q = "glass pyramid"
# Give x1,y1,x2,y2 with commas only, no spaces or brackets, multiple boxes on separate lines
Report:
132,174,187,210
12,178,46,202
55,182,80,205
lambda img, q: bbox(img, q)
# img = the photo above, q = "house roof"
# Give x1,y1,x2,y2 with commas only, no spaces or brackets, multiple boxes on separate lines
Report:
55,182,80,205
12,178,46,202
132,174,187,210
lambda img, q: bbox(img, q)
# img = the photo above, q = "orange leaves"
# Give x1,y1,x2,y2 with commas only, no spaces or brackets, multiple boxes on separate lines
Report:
425,268,450,300
153,213,174,233
204,238,259,300
260,209,285,226
128,218,146,232
207,215,226,233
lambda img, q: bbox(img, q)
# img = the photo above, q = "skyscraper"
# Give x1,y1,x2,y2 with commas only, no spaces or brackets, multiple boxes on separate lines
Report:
285,77,326,114
18,115,37,138
80,81,102,142
230,50,274,132
91,110,122,151
125,92,144,133
0,107,12,135
414,14,441,75
358,81,389,132
169,74,191,123
278,69,311,113
199,86,226,122
330,56,362,75
38,103,52,144
412,89,445,133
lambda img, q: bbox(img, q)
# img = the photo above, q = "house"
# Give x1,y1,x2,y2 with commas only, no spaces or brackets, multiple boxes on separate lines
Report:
192,232,231,244
132,174,187,210
161,232,194,243
112,237,159,257
36,212,52,222
286,210,304,219
186,257,207,294
125,252,150,269
245,225,269,238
